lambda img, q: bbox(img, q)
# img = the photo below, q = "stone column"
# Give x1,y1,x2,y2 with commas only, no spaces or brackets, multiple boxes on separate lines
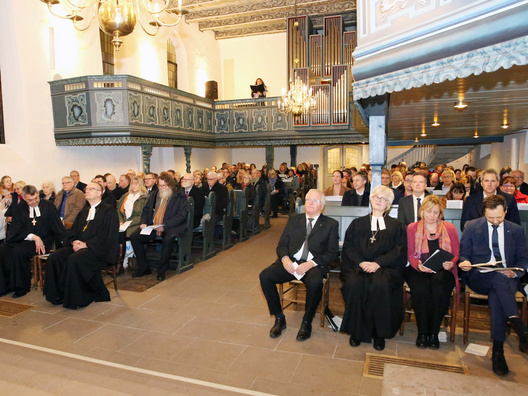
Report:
369,116,386,192
141,144,152,174
184,145,192,173
290,145,297,168
265,145,274,171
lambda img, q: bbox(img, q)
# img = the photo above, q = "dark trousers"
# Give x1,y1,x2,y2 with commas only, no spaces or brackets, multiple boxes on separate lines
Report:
0,241,35,294
464,269,521,342
259,262,324,323
404,266,455,334
130,228,174,275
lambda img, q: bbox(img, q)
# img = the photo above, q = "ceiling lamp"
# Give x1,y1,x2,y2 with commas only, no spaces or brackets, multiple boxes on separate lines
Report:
474,130,479,138
40,0,188,51
431,121,440,127
414,137,419,143
454,100,468,110
501,122,509,129
278,76,316,119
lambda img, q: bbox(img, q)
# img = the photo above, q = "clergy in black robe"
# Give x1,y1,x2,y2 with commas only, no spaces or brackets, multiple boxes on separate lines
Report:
44,183,119,309
340,185,407,350
0,185,66,297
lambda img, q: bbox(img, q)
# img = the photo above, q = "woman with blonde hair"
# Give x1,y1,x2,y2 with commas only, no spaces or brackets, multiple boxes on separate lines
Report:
405,194,459,349
39,180,56,201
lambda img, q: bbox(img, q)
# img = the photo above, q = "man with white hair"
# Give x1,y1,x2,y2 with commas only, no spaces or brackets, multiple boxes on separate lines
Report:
511,170,528,196
259,189,339,341
54,176,86,225
201,171,228,221
181,173,205,228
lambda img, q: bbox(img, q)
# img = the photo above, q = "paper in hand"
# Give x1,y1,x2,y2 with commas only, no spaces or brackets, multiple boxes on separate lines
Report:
422,248,455,272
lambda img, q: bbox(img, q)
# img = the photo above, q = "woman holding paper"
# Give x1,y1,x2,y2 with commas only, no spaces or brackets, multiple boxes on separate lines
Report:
406,194,459,350
116,176,149,273
340,185,407,351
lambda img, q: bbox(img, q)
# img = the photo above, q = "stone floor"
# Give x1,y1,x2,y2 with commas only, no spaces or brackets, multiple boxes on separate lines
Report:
0,215,527,395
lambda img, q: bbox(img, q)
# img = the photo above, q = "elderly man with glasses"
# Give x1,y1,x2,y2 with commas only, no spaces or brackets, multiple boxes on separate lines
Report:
259,189,339,342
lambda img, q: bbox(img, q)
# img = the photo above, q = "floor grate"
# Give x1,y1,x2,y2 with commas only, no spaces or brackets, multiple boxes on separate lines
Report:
0,300,34,317
363,353,469,378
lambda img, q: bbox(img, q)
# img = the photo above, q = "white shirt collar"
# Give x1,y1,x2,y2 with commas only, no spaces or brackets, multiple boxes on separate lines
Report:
371,215,386,231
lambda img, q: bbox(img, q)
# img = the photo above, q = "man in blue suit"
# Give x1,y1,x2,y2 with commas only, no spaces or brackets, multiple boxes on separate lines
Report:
459,195,528,376
460,168,520,231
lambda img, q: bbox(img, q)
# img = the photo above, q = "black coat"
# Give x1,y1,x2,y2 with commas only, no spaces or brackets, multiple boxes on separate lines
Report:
460,190,520,231
201,182,228,219
342,189,370,207
140,189,189,238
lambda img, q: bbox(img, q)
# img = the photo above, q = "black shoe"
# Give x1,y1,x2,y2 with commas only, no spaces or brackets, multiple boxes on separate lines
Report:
373,337,385,351
132,269,152,278
416,334,428,349
12,290,28,298
428,334,440,350
519,332,528,354
157,273,166,281
270,316,286,338
51,298,64,306
491,351,509,376
349,336,360,347
296,321,312,341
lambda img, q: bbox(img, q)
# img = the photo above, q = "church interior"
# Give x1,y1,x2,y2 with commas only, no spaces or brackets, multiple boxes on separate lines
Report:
1,0,528,394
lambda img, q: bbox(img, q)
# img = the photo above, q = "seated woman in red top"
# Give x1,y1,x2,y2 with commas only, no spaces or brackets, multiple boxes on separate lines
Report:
405,194,459,350
500,176,528,203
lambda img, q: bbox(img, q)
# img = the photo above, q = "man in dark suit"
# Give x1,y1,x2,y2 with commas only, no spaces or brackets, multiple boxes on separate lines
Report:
130,173,188,281
181,173,205,229
144,172,159,194
460,169,520,231
342,171,370,207
202,172,228,221
397,173,429,226
459,195,528,376
70,170,87,193
93,175,117,208
511,170,528,196
259,189,339,341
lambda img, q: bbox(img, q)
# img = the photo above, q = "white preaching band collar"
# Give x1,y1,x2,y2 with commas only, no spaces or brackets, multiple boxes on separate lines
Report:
29,206,41,218
86,201,102,221
371,215,386,231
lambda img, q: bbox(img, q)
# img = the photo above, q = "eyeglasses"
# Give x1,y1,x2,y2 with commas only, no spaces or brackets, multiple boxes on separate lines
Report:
371,195,388,203
207,178,216,181
306,198,321,204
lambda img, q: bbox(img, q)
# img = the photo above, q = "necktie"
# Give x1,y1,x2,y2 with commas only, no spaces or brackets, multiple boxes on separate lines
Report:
186,190,189,197
492,225,502,264
300,218,314,262
416,197,421,220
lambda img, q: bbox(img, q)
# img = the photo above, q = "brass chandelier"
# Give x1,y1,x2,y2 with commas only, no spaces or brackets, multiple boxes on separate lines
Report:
277,76,316,119
40,0,188,50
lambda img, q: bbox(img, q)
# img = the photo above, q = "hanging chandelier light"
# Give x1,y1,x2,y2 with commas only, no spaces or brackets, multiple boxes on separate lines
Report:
278,76,316,119
40,0,189,51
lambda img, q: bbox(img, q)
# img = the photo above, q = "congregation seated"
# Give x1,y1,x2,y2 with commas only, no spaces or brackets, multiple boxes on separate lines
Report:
500,176,528,204
511,169,528,196
340,185,407,351
144,172,159,194
70,170,87,193
5,181,26,223
201,171,228,223
116,176,149,273
323,170,350,197
390,170,404,192
54,176,86,227
44,182,118,309
405,195,459,349
106,173,126,201
39,180,56,202
397,172,429,226
181,173,205,229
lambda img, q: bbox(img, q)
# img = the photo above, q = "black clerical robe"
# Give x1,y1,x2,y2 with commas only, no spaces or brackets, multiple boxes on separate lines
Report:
0,200,66,294
44,201,119,309
340,214,407,341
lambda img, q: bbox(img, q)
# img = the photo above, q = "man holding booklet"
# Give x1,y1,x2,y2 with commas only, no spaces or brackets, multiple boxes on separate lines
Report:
130,172,188,281
459,194,528,376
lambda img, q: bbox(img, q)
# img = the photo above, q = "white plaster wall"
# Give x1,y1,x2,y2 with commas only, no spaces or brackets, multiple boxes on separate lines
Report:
0,1,221,191
472,131,528,173
218,33,287,99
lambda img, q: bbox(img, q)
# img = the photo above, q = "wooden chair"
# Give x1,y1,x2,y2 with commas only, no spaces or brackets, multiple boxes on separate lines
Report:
217,189,234,250
233,190,249,242
278,277,330,327
400,282,457,342
463,286,528,344
33,254,49,289
192,191,216,261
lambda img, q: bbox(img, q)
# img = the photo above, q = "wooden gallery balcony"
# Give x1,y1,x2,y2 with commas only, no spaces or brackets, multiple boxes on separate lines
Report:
49,75,367,148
